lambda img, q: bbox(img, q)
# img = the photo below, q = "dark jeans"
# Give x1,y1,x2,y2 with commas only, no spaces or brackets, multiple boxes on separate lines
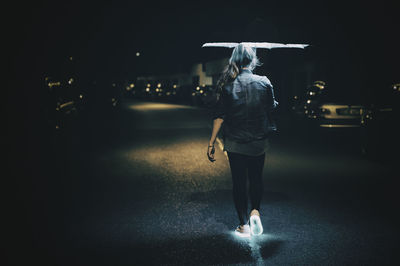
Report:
227,151,265,226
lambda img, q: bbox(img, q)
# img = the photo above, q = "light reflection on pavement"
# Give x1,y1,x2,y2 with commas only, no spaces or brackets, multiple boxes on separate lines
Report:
46,100,399,265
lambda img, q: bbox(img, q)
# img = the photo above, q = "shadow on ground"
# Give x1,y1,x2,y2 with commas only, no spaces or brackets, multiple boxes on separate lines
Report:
32,233,283,266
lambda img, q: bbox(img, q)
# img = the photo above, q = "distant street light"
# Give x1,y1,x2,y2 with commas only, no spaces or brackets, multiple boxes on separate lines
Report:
136,52,140,57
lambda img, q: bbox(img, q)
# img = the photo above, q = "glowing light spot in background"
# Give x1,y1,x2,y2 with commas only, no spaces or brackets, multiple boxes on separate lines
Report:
48,81,61,88
392,83,400,91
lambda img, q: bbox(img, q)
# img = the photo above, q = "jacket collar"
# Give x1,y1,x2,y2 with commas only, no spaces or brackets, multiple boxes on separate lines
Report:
240,68,253,74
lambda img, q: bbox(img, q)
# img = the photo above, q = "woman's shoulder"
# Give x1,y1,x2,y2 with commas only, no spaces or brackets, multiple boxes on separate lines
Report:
250,74,273,88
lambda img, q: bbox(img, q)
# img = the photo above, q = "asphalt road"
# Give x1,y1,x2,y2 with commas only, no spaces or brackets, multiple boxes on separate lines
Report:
26,100,399,265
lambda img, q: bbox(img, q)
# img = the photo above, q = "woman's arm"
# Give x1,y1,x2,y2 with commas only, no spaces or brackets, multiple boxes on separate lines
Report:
261,76,279,110
207,118,224,162
209,118,224,146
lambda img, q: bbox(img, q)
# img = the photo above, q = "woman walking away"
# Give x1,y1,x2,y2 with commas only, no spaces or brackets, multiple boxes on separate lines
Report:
207,43,278,237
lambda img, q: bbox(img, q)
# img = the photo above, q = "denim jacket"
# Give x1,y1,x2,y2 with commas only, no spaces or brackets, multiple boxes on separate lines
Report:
213,69,278,143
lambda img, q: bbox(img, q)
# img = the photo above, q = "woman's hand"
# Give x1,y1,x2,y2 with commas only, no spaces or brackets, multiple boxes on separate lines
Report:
207,145,216,162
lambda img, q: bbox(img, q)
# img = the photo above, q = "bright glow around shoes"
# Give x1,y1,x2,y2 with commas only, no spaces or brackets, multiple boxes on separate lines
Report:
250,215,263,235
234,225,251,238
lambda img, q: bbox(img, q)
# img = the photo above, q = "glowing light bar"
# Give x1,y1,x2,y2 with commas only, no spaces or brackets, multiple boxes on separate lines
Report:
320,124,360,128
59,101,74,109
128,103,195,111
202,42,309,49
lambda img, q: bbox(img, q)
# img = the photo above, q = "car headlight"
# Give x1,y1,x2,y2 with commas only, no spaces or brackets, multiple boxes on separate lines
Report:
319,108,331,114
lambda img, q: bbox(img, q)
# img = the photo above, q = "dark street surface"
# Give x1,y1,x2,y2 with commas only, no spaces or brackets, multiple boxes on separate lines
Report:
27,100,399,265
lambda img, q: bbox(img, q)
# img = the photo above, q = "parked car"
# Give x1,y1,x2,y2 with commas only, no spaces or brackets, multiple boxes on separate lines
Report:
293,80,365,128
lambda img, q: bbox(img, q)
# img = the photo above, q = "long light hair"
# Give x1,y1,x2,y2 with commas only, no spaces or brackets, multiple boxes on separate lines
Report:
217,43,262,91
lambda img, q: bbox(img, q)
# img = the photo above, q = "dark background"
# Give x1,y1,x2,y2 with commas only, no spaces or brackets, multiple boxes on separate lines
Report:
8,0,399,74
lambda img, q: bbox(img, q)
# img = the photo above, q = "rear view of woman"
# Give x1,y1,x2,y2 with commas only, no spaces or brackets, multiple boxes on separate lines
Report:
207,43,278,237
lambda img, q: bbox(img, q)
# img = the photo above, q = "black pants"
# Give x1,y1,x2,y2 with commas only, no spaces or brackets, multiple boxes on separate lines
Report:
227,152,265,226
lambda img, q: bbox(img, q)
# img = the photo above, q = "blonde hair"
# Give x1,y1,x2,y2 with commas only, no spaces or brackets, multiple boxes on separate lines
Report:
229,43,261,71
217,43,262,91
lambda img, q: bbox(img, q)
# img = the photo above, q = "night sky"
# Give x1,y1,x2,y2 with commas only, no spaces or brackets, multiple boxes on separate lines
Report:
8,0,398,77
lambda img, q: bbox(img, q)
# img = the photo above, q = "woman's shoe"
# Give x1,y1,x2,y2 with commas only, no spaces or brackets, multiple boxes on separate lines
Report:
249,209,263,235
234,224,251,238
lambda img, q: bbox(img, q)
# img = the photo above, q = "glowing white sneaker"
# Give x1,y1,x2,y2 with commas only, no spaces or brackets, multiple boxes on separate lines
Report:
234,224,251,238
249,209,263,235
